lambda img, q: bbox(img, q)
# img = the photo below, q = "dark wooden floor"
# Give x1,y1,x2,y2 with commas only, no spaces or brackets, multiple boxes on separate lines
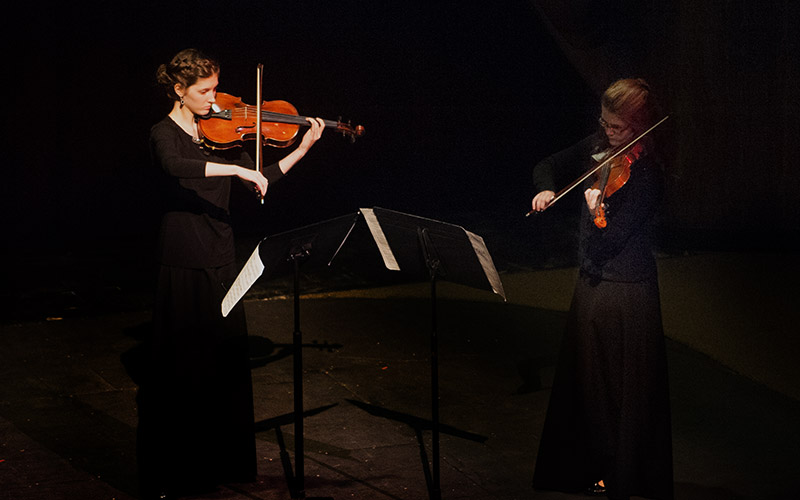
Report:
2,274,800,499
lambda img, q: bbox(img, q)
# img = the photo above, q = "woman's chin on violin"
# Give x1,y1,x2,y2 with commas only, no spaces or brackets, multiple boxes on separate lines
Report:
175,73,219,118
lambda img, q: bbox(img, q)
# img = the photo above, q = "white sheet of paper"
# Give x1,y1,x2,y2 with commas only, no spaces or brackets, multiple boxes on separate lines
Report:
465,230,506,302
360,208,400,271
221,243,265,317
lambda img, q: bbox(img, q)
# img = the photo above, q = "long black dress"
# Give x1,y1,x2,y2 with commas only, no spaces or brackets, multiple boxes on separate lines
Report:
138,116,284,498
531,134,673,500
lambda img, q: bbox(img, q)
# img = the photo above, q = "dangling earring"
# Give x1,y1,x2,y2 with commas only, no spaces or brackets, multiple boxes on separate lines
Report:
179,96,185,108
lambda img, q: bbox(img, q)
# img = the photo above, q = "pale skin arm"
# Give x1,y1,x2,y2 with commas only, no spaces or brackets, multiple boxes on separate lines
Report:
205,162,269,196
531,188,602,212
204,117,326,197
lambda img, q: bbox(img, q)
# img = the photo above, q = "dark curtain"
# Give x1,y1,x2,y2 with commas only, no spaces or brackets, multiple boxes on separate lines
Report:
530,0,800,249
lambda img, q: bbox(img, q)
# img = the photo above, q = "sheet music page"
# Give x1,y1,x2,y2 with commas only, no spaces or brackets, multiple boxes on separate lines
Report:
361,208,401,271
221,243,265,317
465,230,507,301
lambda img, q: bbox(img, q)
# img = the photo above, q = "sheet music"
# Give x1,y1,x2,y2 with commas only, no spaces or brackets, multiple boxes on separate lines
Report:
221,243,265,317
360,208,400,271
465,230,507,302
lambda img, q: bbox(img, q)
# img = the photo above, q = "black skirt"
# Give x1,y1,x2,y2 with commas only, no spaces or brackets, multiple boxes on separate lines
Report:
137,262,256,497
533,273,673,500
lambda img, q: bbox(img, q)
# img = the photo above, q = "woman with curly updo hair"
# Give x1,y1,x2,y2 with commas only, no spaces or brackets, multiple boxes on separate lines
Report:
138,48,325,499
530,78,673,500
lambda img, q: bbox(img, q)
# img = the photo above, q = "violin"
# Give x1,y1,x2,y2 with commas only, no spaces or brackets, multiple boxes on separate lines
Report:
197,92,365,149
526,115,669,226
590,141,644,228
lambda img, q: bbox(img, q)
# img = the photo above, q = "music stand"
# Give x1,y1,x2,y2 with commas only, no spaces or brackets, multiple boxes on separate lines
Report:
358,207,505,500
223,212,370,499
222,207,505,500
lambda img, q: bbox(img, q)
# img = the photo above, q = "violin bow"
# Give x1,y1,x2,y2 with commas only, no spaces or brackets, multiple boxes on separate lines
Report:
526,114,669,217
256,64,265,204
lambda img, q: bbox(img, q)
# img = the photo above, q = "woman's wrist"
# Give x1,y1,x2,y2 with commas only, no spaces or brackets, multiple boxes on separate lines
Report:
205,162,241,178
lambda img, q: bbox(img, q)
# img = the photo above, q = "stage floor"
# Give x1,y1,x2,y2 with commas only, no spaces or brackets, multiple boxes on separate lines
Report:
2,259,799,499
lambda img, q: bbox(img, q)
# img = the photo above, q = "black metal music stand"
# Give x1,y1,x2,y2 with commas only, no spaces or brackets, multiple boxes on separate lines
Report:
223,207,505,500
356,207,506,500
253,212,379,499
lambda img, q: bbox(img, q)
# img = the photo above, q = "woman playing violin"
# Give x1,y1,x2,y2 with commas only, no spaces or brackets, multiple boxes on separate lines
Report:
530,78,673,500
139,48,324,499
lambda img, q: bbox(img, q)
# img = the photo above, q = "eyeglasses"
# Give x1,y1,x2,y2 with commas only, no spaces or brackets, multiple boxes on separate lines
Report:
598,116,629,132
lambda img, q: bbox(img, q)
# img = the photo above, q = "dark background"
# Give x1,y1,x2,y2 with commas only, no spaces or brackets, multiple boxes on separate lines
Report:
3,0,799,303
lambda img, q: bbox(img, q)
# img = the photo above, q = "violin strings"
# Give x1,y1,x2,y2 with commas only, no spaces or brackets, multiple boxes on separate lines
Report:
224,107,338,127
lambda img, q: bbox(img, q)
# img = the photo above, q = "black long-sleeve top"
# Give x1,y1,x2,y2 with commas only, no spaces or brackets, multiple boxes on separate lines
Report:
149,116,285,268
532,133,664,282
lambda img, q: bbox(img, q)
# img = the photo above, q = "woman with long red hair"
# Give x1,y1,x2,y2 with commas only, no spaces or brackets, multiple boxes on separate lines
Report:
531,78,673,500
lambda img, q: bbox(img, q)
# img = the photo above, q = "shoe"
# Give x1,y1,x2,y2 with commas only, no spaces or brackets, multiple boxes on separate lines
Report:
584,481,607,496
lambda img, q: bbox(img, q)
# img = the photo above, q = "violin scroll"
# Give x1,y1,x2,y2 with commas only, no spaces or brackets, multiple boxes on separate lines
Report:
593,205,608,228
335,119,366,143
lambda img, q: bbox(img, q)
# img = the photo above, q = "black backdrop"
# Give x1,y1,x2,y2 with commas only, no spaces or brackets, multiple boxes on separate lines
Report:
5,1,592,255
4,0,798,282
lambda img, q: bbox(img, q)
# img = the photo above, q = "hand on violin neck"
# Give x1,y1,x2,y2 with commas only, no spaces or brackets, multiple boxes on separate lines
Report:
584,187,603,211
276,118,326,175
297,117,326,151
